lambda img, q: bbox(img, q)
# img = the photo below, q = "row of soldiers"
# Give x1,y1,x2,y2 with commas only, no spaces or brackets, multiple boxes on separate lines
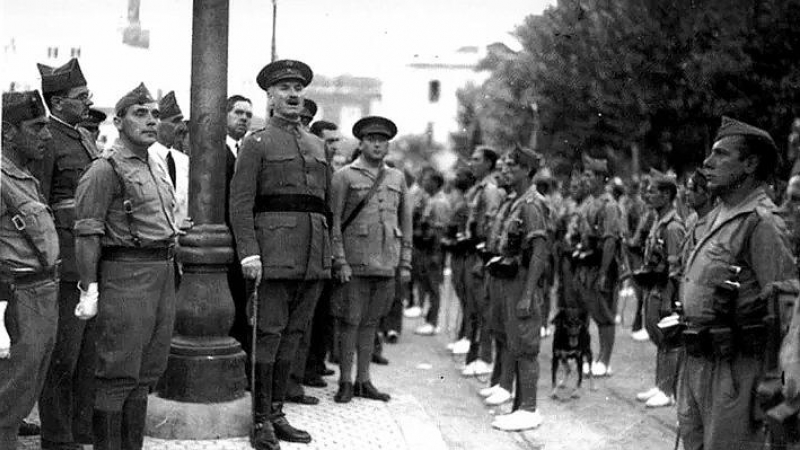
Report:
0,56,411,450
407,118,800,447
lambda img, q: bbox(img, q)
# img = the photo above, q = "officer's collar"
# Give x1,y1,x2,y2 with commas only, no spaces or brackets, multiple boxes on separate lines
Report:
350,157,386,172
269,114,302,131
49,114,82,139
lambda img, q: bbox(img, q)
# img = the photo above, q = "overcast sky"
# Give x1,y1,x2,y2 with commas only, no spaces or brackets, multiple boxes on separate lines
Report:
2,0,555,78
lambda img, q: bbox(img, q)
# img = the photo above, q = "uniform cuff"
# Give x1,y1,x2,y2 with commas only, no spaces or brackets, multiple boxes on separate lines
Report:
241,255,261,266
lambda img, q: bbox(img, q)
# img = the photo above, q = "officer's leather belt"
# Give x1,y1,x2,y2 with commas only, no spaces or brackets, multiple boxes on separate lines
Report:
102,246,175,261
253,194,332,223
0,263,60,286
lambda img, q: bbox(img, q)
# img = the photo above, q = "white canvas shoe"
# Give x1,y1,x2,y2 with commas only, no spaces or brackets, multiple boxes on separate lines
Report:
491,410,543,432
631,329,650,341
414,323,438,336
451,338,471,355
479,385,499,398
461,359,492,376
645,390,675,408
636,387,660,402
591,361,612,377
484,387,512,406
404,306,422,318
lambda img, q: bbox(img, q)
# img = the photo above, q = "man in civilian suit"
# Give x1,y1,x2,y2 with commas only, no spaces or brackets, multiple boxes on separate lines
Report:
225,95,254,373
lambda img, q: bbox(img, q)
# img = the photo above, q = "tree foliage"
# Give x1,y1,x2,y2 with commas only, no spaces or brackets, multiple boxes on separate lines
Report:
464,0,800,178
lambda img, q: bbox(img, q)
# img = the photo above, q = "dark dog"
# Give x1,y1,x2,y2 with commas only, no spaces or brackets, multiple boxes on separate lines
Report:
550,308,593,399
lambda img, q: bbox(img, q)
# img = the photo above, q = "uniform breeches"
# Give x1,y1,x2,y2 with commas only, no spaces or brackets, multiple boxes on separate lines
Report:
255,280,323,364
40,281,98,445
94,259,175,412
678,354,765,450
0,278,58,448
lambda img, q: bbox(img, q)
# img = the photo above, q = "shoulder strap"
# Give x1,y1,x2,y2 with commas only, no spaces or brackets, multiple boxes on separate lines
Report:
105,157,142,247
0,188,50,267
342,167,387,232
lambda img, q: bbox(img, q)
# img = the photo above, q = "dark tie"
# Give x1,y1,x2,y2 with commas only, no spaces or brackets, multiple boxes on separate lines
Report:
166,152,177,188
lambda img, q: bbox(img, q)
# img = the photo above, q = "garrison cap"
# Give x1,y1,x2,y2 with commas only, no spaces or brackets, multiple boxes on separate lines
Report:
509,145,542,169
301,99,317,120
256,59,313,91
715,116,776,145
159,91,182,120
2,90,47,126
37,58,87,94
353,116,397,140
114,83,155,116
582,154,609,175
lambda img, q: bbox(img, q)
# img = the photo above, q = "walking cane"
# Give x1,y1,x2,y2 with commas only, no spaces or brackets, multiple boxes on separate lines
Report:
247,278,259,448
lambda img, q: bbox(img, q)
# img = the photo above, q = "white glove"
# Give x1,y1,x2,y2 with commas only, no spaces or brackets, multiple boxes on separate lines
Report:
0,326,10,359
75,282,99,320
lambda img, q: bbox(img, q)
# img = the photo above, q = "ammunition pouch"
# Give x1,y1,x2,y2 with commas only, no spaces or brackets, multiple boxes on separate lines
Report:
486,256,519,279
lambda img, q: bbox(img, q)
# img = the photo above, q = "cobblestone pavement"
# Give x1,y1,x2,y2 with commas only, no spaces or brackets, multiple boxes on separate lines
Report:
20,271,678,450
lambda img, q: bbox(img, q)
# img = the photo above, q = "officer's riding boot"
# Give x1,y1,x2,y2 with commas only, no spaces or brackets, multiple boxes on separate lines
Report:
121,387,148,450
252,363,280,450
92,409,122,450
271,360,312,444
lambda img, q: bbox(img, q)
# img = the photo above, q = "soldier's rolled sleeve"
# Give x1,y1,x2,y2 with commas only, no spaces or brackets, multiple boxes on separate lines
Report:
749,217,796,289
665,221,686,276
229,138,262,260
74,159,115,237
329,169,349,266
399,180,413,269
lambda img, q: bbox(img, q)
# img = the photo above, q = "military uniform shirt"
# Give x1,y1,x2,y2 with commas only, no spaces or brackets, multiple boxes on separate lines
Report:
467,174,503,240
681,187,795,326
499,186,548,256
0,156,60,271
486,192,515,254
330,160,412,277
74,139,177,247
643,208,685,278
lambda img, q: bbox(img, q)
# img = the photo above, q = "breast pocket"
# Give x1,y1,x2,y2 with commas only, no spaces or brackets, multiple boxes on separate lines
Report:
257,215,299,268
262,154,299,187
307,156,329,190
383,184,402,213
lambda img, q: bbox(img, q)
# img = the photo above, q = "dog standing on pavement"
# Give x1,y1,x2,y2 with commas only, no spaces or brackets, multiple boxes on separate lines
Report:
550,308,593,399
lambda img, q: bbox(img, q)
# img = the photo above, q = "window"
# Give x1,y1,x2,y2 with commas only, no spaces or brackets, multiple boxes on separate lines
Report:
428,80,440,103
47,47,59,58
71,47,81,58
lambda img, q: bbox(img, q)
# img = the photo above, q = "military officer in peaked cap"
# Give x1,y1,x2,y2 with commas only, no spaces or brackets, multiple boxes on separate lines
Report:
74,83,178,449
35,57,103,449
679,117,797,449
230,59,328,450
0,90,58,450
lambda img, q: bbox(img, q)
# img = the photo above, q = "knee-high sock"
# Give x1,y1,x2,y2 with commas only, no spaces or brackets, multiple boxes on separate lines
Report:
356,325,377,383
339,321,358,384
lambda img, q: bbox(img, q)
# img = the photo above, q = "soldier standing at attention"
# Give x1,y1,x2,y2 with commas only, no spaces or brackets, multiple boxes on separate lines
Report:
633,173,685,408
74,84,178,450
35,57,102,450
678,117,796,449
0,91,58,450
329,116,412,403
576,156,622,377
489,146,549,431
461,146,503,376
230,59,330,449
